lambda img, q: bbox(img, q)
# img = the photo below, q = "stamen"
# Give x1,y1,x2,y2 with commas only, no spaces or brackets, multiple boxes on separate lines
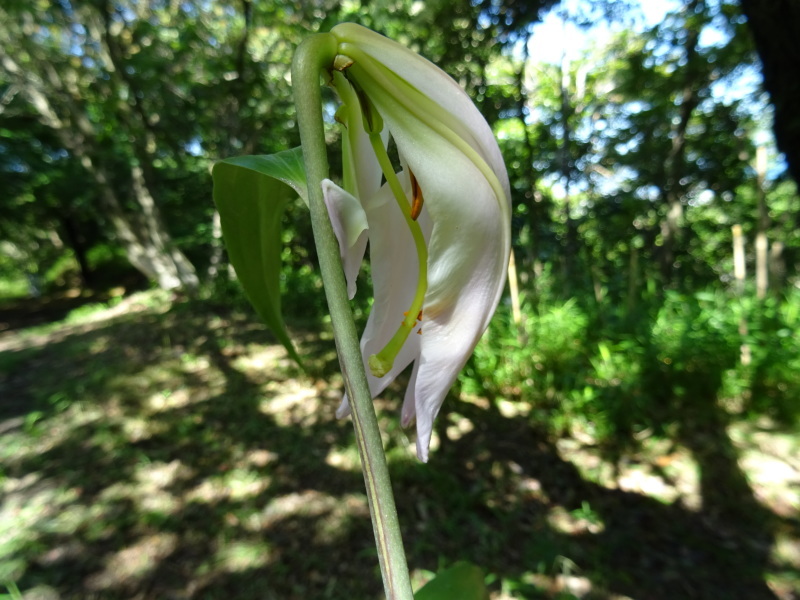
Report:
333,54,354,71
333,105,348,127
362,124,428,378
345,73,383,134
410,170,425,221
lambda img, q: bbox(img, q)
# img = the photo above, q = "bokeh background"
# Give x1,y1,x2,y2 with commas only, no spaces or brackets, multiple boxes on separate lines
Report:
1,0,799,598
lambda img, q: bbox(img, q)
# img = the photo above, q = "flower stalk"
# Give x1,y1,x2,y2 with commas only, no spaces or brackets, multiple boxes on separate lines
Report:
291,33,414,600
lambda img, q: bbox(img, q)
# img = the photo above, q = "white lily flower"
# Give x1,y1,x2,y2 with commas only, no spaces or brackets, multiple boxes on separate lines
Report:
322,23,511,462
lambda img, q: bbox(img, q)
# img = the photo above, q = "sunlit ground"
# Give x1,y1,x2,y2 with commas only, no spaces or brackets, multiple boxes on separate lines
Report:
1,291,798,599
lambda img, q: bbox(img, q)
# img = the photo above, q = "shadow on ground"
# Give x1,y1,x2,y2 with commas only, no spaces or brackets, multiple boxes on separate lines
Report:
1,293,797,599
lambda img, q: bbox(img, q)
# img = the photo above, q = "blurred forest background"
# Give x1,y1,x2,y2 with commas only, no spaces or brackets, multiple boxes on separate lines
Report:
1,0,799,599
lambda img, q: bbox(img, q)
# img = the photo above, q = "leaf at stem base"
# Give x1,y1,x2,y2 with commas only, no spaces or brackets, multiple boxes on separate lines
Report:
212,147,308,367
414,562,489,600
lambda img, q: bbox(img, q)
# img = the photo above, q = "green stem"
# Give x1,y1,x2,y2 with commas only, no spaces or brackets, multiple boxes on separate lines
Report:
292,34,414,600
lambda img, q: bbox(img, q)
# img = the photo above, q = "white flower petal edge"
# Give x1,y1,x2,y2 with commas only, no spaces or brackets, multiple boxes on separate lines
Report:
322,180,369,300
324,176,432,419
331,23,510,219
389,116,507,462
328,23,511,461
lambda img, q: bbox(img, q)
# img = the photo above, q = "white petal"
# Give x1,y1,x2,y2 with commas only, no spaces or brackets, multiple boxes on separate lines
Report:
322,179,369,299
358,67,509,462
336,177,432,418
360,178,431,354
332,24,510,207
374,92,508,328
329,25,512,460
403,286,492,462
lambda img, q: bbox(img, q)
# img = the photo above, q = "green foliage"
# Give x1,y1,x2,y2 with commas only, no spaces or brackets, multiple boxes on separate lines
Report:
1,1,798,597
0,276,27,301
650,290,739,380
414,562,489,600
0,0,796,308
464,282,800,449
741,289,800,423
466,292,589,396
0,581,22,600
212,148,308,366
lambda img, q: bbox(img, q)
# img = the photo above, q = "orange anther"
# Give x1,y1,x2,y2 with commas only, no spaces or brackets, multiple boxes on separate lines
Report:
409,170,424,221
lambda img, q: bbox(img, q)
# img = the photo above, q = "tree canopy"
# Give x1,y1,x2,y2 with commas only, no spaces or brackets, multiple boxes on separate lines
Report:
1,0,795,301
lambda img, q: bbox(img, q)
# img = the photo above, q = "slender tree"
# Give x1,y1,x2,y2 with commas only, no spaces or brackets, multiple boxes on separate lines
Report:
0,2,199,290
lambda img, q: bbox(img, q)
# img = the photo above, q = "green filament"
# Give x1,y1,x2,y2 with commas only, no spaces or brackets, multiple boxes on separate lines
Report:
366,131,429,377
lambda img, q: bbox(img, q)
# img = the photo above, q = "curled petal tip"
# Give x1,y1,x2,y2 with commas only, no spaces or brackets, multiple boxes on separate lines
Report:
415,416,434,463
416,439,430,463
321,180,369,300
335,396,352,419
400,403,415,429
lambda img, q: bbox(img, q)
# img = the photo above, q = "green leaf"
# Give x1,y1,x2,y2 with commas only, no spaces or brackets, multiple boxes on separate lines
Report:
414,562,489,600
220,150,309,205
212,147,307,367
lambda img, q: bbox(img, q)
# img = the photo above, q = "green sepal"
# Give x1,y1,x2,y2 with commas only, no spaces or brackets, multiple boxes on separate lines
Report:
414,562,489,600
212,147,307,368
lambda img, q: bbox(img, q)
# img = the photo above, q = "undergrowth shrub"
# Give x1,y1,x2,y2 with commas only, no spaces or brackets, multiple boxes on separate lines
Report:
743,288,800,424
463,298,589,405
462,284,799,446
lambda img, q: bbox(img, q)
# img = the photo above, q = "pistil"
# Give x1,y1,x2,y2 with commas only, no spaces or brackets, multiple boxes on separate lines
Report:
366,131,428,378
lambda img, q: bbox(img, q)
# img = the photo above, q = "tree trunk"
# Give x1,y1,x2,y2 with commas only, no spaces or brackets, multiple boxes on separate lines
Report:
207,210,225,280
515,38,539,272
626,244,639,312
559,46,577,292
0,22,199,292
732,224,746,294
755,146,769,299
658,0,704,284
507,248,522,327
769,241,785,293
739,0,800,191
80,153,198,291
732,224,750,365
129,163,199,290
59,214,93,289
